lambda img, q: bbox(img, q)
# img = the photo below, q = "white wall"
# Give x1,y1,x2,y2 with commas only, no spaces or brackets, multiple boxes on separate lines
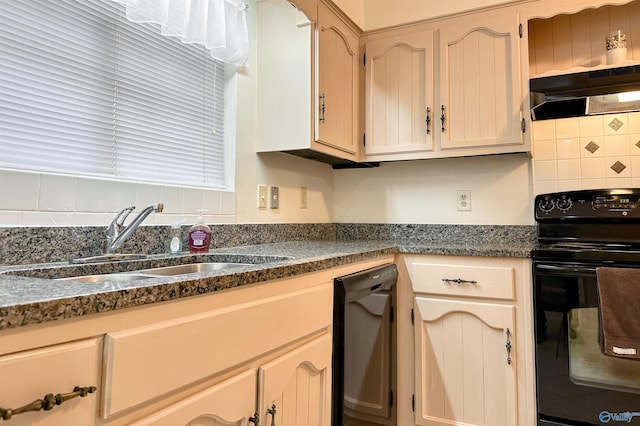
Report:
334,154,534,225
234,0,335,224
334,0,520,30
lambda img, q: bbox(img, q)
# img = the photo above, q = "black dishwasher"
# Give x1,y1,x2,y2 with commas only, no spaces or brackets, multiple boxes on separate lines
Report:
332,263,398,426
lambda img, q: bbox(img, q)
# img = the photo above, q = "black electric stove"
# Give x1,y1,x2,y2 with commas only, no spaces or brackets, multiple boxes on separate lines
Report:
533,188,640,265
532,189,640,426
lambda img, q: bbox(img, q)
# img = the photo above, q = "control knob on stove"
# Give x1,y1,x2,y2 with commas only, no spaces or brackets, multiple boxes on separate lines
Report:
538,196,555,212
556,196,573,212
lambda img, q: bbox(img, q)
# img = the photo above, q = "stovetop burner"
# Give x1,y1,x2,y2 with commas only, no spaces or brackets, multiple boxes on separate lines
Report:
534,189,640,264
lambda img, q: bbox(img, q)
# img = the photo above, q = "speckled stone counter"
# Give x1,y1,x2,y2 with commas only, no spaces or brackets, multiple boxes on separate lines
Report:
0,236,535,331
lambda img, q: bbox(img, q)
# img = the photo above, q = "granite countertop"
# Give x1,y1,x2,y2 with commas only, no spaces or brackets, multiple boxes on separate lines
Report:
0,240,535,330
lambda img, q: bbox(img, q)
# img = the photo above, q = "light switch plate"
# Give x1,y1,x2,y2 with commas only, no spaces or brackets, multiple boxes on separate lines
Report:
300,187,307,209
270,186,279,209
258,185,267,209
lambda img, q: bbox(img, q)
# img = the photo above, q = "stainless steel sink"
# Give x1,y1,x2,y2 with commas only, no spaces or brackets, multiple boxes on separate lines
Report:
69,253,147,264
57,262,253,283
58,273,154,284
139,262,252,276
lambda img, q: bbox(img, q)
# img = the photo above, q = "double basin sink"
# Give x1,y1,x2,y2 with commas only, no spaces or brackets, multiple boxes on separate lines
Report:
49,254,293,284
59,262,253,284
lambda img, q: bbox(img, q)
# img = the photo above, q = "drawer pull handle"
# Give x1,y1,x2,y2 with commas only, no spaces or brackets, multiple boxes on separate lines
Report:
267,403,277,426
442,278,477,285
506,328,512,365
249,412,260,424
0,385,96,421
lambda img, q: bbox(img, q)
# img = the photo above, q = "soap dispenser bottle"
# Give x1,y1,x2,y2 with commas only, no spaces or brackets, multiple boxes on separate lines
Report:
168,219,185,255
188,209,211,254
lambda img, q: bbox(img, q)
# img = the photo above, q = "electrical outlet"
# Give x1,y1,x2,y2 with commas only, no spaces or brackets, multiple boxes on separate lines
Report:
457,190,471,211
258,185,267,209
300,187,308,209
270,186,279,209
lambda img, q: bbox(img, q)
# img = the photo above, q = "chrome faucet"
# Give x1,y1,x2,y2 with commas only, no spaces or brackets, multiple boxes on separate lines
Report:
104,202,164,254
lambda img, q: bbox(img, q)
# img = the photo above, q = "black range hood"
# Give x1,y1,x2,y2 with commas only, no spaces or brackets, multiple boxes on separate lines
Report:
530,64,640,120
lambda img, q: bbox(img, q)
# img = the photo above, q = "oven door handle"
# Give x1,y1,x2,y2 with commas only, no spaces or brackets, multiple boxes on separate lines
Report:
535,263,598,275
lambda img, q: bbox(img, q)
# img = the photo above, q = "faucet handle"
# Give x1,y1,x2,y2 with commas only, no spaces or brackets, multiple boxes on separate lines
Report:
107,206,135,235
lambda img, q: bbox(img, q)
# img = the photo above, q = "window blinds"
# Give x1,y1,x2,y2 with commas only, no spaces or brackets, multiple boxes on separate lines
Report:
0,0,227,189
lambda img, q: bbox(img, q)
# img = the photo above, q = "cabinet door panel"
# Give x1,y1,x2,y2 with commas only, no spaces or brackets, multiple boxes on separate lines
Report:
365,31,434,156
130,370,257,426
317,2,359,156
439,10,522,150
414,297,516,426
259,333,332,426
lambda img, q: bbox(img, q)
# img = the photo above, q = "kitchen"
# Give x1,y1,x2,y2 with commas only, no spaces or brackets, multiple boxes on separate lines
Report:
1,0,640,425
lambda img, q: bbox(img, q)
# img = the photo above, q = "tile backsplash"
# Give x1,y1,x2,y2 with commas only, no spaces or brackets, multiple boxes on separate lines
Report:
532,112,640,194
0,169,236,226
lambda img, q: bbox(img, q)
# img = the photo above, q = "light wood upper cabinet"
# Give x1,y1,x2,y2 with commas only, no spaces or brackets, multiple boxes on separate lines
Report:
362,6,528,162
256,0,361,165
317,0,360,158
364,31,435,157
439,8,524,151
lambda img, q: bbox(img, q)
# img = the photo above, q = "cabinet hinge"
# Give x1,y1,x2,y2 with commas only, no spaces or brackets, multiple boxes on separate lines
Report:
363,52,366,65
389,389,394,408
363,133,366,146
412,394,415,412
390,306,394,323
519,23,523,38
411,308,414,326
521,118,526,133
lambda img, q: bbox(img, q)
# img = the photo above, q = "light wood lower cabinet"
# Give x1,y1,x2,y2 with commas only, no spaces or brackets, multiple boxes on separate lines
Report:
398,255,535,426
0,338,101,426
132,333,332,426
0,257,395,426
259,333,332,426
129,369,258,426
414,297,516,426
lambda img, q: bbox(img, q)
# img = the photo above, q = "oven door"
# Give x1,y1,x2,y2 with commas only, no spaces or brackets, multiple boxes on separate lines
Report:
534,261,640,426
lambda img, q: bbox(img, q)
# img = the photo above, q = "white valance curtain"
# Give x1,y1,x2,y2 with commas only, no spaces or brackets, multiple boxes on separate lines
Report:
113,0,249,66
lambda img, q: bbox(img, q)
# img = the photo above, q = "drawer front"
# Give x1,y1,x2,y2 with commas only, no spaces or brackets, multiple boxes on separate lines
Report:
410,261,515,300
0,338,101,426
103,283,333,417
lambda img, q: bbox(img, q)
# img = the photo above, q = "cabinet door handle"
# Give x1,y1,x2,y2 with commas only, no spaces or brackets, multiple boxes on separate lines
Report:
267,403,277,426
249,412,260,424
505,328,512,365
426,107,431,135
440,105,446,132
319,93,326,123
0,385,96,421
441,278,477,285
